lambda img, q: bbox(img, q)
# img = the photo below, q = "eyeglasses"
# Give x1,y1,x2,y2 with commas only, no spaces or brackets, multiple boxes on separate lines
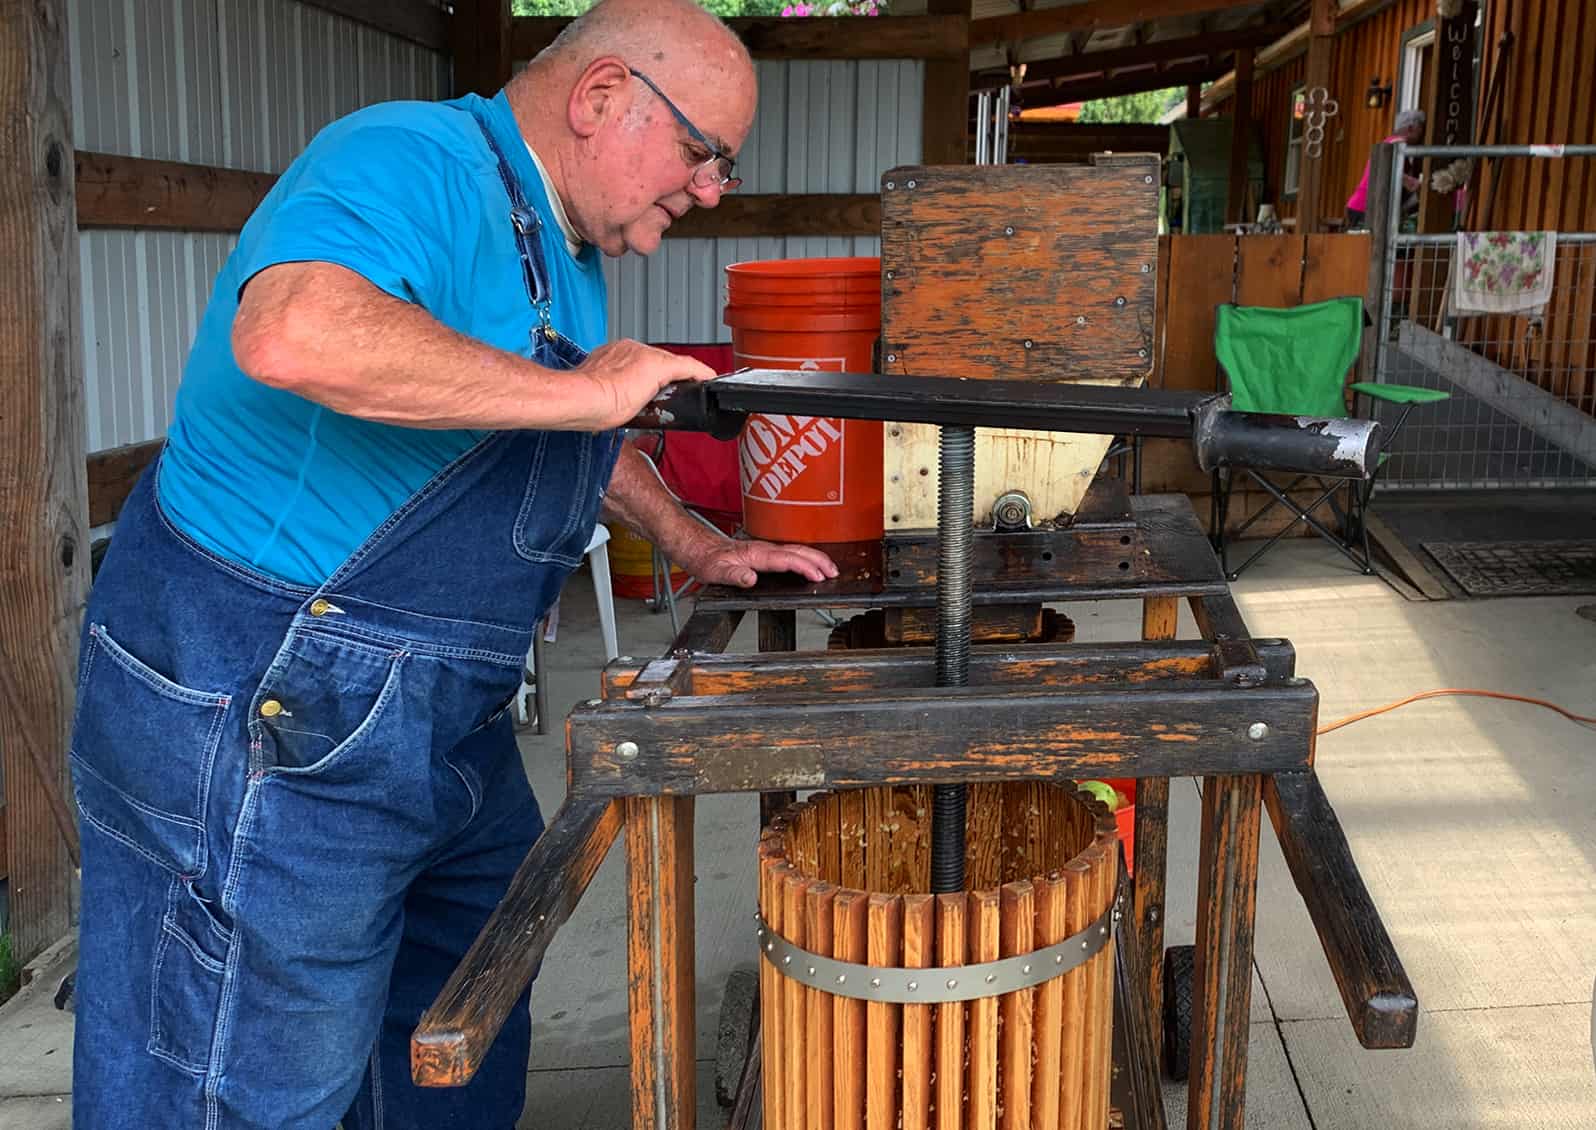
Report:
629,68,742,192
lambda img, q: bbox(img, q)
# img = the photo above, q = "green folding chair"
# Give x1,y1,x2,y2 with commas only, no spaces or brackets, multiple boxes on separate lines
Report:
1211,296,1449,579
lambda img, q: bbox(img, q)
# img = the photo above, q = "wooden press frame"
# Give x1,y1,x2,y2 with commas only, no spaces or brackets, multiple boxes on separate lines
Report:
411,483,1416,1130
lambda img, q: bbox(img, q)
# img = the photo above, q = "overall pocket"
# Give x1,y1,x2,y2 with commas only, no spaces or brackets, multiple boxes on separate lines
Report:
149,876,233,1075
513,429,621,567
249,628,405,777
70,624,231,878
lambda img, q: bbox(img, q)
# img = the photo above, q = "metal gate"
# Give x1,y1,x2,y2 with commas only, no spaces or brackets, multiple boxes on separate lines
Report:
1370,143,1596,490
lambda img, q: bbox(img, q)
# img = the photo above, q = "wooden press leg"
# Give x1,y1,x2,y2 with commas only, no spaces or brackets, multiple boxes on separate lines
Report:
1135,597,1177,1065
758,610,799,826
627,796,698,1130
1187,773,1263,1130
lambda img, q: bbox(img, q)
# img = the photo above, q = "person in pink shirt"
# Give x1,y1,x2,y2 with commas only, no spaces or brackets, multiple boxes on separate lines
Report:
1346,109,1426,228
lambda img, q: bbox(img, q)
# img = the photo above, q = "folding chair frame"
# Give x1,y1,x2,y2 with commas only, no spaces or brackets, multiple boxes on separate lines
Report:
1211,398,1426,581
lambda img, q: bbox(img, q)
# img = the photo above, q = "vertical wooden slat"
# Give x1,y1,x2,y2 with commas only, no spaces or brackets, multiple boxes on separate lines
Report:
867,894,904,1130
935,892,968,1130
759,610,801,826
808,882,840,1130
1188,774,1265,1130
0,0,83,967
1024,783,1046,882
901,894,936,1130
1000,882,1036,1130
909,785,933,893
797,800,820,880
967,890,1002,1130
762,847,787,1130
834,890,870,1130
625,797,697,1130
820,792,842,885
785,872,815,1130
1030,875,1067,1130
1075,848,1107,1130
887,786,924,898
866,787,891,894
966,784,1004,891
841,790,867,890
1090,845,1117,1130
1057,862,1089,1130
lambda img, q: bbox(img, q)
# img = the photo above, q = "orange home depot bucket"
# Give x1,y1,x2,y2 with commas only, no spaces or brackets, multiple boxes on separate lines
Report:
724,257,883,545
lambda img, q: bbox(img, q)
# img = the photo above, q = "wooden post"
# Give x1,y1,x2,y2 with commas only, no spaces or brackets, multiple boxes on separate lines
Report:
1186,82,1202,121
1226,47,1255,226
1134,597,1179,1071
452,0,510,97
1186,774,1263,1130
1296,0,1335,234
626,796,697,1130
922,0,970,165
0,0,87,964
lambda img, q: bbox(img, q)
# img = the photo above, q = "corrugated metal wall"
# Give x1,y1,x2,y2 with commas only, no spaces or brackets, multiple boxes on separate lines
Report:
603,59,924,345
69,0,449,454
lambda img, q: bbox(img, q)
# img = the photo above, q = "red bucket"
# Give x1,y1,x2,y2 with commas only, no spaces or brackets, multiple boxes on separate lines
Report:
724,257,883,547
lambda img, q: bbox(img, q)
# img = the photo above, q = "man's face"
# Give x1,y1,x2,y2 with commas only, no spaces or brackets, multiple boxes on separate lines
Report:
584,66,755,258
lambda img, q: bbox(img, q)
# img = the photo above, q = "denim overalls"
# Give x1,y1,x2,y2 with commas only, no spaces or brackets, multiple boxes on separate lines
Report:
70,115,618,1130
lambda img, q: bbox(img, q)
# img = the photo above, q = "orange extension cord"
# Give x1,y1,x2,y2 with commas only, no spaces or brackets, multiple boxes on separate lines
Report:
1316,688,1596,736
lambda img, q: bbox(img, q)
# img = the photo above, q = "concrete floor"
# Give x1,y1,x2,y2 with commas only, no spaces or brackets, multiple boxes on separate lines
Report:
3,538,1594,1129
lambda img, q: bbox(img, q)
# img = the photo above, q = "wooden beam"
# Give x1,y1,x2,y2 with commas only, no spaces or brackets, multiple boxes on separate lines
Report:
1020,62,1226,111
512,15,967,63
74,156,876,244
87,439,162,527
76,151,275,233
297,0,449,52
971,0,1254,49
1201,0,1391,113
975,23,1291,88
453,0,510,97
1227,47,1255,226
1296,0,1334,234
666,193,879,240
922,1,971,166
0,0,86,964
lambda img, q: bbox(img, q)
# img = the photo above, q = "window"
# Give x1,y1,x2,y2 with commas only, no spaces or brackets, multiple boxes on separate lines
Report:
1282,84,1307,199
1397,23,1437,113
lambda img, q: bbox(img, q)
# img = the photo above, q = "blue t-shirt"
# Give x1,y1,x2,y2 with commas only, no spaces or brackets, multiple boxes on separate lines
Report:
159,91,608,585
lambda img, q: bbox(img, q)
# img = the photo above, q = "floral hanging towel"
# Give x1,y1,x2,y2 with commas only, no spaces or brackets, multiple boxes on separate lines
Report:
1453,231,1557,317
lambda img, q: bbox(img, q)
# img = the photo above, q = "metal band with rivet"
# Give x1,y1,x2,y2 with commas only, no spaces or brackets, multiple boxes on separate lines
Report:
757,884,1123,1004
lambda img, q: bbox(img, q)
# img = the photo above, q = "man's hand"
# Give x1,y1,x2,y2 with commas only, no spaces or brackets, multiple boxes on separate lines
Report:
687,538,839,590
572,340,718,430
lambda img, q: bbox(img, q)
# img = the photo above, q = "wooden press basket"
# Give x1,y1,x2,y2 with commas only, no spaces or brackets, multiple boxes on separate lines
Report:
757,783,1120,1130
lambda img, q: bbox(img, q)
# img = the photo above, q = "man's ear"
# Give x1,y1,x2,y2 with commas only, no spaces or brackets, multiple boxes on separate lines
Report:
568,57,632,140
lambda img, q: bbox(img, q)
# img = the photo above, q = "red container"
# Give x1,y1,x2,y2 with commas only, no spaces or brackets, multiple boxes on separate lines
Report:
1104,778,1138,874
724,257,883,546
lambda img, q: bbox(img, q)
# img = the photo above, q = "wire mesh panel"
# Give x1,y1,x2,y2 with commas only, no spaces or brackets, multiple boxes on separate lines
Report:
1371,145,1596,490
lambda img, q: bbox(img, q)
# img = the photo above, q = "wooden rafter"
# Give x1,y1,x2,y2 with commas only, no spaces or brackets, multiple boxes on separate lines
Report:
970,0,1258,49
1017,61,1226,111
974,23,1292,88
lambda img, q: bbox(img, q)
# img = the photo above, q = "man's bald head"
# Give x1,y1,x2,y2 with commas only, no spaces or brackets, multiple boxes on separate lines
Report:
504,0,757,259
541,0,750,84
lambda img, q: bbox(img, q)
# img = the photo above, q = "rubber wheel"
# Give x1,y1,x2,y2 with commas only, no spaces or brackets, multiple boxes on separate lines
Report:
1163,944,1195,1082
714,967,759,1107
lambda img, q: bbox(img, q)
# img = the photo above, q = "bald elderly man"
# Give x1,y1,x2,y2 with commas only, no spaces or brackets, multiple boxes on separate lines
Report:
69,2,834,1126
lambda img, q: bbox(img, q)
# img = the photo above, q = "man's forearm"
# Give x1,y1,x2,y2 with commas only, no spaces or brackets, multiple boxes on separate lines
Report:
233,262,610,431
602,443,728,570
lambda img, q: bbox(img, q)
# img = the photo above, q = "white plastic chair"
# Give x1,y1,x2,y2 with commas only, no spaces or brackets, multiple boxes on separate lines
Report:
515,525,619,731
